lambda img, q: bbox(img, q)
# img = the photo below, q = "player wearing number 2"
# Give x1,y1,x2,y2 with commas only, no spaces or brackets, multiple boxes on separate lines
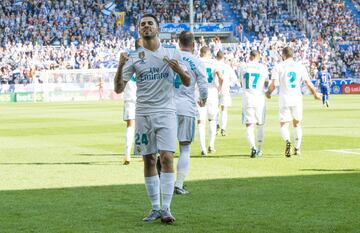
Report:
266,47,321,157
240,50,269,158
114,14,190,223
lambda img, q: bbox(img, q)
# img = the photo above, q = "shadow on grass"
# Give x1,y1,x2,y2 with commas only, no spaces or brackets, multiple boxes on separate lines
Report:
0,173,359,233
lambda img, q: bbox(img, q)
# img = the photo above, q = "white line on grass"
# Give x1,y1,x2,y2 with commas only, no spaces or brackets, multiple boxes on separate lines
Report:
326,149,360,155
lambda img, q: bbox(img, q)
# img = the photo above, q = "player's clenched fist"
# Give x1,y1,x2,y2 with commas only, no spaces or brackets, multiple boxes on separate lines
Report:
119,52,129,66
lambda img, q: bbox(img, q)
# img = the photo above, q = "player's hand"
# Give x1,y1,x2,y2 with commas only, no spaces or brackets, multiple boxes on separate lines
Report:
265,91,272,99
198,98,207,107
166,59,184,74
314,92,322,100
119,52,129,66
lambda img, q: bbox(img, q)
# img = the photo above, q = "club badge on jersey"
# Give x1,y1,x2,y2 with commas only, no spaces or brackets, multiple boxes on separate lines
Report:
139,51,145,64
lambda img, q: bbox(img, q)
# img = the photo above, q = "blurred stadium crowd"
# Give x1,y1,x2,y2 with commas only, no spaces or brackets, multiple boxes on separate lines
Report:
0,0,359,87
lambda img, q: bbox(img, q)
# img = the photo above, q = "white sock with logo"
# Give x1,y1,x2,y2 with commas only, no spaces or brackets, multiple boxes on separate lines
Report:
175,144,190,188
160,172,175,210
144,175,160,210
294,126,302,149
256,124,264,151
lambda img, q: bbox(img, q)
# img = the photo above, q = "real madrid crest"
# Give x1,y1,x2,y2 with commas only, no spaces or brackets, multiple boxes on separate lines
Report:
139,51,145,64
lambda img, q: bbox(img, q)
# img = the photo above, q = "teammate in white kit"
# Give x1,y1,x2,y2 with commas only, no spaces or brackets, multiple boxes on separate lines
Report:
121,38,142,165
198,46,223,155
216,51,238,136
174,31,208,195
239,50,269,158
266,47,321,157
114,14,190,224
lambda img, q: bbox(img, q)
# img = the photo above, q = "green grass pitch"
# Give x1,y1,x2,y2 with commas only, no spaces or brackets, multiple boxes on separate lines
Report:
0,95,359,232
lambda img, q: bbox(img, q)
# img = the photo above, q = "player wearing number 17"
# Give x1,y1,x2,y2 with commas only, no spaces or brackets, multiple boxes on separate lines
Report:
266,47,321,157
239,50,269,158
114,14,191,224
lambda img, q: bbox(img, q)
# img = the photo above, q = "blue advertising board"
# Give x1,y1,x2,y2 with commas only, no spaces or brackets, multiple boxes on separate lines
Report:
311,79,353,94
160,23,233,33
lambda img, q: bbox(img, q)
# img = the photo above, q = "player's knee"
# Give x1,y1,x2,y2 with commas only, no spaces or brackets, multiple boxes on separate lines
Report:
159,152,174,170
293,120,301,127
143,154,157,168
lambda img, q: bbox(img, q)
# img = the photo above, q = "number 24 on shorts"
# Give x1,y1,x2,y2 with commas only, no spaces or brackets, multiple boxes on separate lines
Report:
135,133,149,145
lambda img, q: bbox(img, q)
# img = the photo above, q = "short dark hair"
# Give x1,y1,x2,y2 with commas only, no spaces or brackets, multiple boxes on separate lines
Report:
139,14,160,27
179,30,194,48
282,47,294,58
216,51,224,60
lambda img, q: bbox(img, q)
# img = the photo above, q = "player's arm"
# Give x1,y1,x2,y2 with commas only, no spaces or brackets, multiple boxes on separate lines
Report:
114,52,130,94
265,79,276,99
265,66,278,99
303,68,321,100
304,79,321,100
216,70,223,92
167,59,191,87
195,62,208,107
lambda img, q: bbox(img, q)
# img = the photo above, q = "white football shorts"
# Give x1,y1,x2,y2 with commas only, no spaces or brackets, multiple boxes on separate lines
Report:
279,105,303,122
242,105,266,125
135,112,177,155
177,115,196,142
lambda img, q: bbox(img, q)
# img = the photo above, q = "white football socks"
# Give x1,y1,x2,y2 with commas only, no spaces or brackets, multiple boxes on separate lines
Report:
198,122,206,152
175,144,190,188
160,172,175,210
280,123,290,142
256,124,264,151
124,125,135,161
208,120,217,149
294,126,302,149
144,175,160,210
246,124,256,148
221,110,228,130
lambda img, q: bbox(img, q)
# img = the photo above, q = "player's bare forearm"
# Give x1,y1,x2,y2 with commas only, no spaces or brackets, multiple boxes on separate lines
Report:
266,81,276,99
114,53,129,94
306,80,321,100
114,65,126,94
178,70,191,87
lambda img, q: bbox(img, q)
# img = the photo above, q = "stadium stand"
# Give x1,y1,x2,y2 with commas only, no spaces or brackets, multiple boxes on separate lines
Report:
0,0,359,88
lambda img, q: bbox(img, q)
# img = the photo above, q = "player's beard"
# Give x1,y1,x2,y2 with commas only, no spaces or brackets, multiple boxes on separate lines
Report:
142,34,156,40
140,28,158,40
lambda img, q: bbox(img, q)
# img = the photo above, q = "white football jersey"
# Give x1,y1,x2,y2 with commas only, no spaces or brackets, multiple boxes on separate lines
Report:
200,58,221,89
122,44,186,115
175,51,208,117
240,61,269,107
123,74,137,103
272,58,310,107
217,61,238,96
